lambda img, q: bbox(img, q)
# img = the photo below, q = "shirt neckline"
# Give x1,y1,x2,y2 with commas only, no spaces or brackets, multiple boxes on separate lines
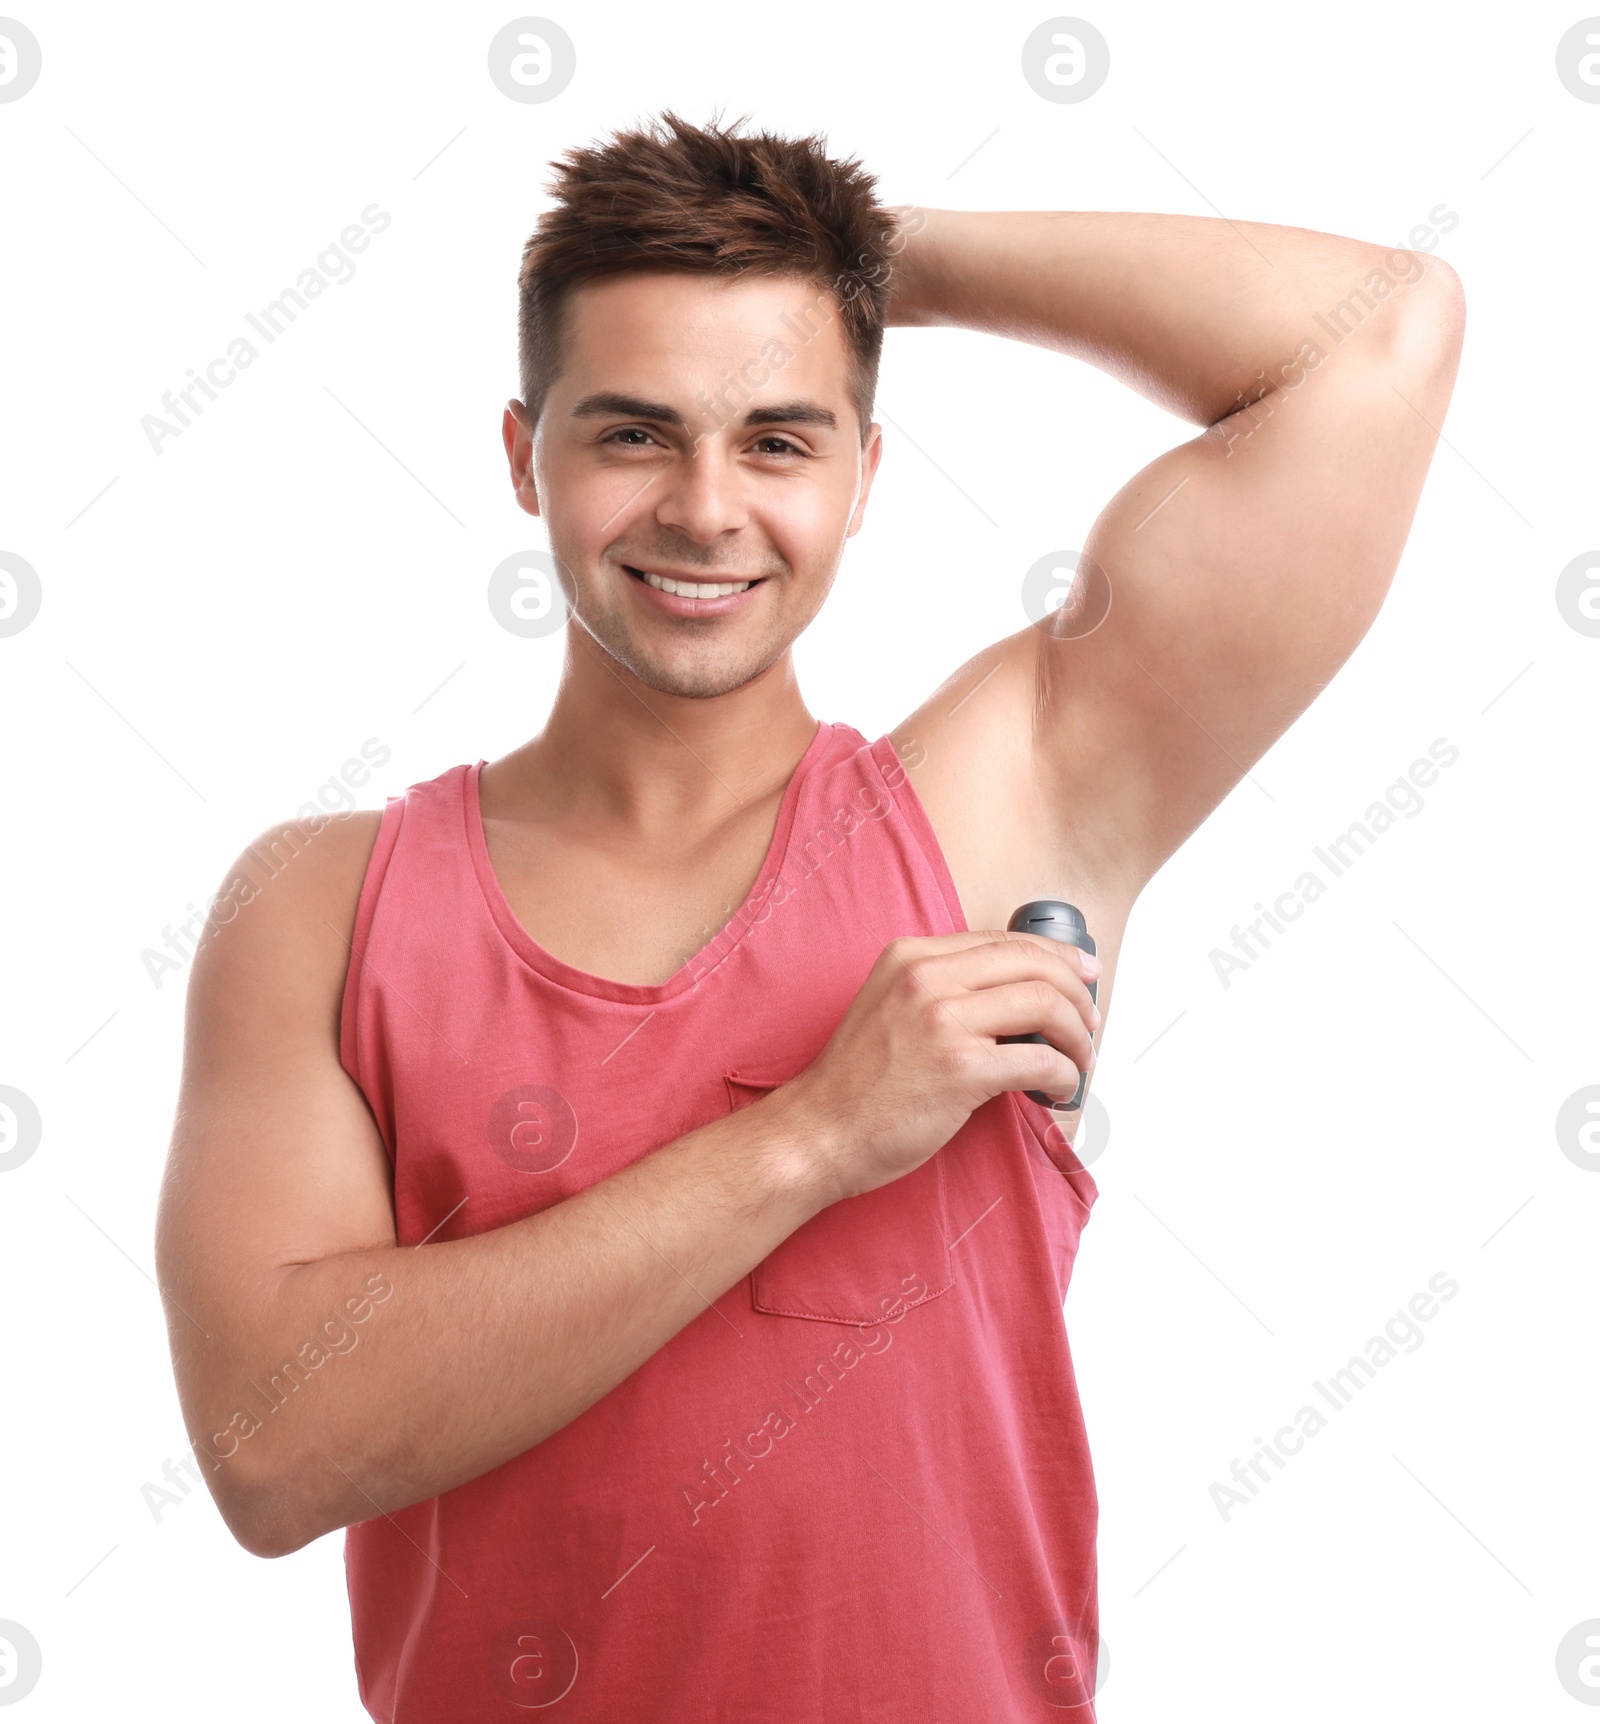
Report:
463,719,833,1005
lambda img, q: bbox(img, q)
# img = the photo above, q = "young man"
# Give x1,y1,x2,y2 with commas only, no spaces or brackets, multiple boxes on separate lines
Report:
156,113,1464,1720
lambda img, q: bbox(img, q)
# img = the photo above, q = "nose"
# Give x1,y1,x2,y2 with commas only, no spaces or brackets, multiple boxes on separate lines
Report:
652,437,750,544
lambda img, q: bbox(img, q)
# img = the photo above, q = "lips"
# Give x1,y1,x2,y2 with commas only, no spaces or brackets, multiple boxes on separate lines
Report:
622,563,768,618
625,566,755,598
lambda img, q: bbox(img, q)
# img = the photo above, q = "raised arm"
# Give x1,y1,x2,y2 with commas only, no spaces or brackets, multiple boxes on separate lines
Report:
887,208,1466,899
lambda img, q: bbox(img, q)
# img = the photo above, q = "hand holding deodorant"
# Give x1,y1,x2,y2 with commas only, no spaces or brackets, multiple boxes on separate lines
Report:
1001,899,1097,1110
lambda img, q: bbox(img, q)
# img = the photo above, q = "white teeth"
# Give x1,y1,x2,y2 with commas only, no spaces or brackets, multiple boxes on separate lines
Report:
640,569,753,598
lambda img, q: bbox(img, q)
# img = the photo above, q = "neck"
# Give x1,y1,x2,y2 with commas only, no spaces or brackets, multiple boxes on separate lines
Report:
493,623,820,831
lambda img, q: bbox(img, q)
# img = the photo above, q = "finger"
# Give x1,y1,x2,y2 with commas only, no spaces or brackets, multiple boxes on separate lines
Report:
948,981,1098,1074
987,1038,1083,1103
884,929,1097,980
909,933,1098,1018
881,930,1043,961
992,928,1101,986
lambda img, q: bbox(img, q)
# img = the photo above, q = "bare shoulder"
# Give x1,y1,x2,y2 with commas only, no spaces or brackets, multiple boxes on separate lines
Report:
184,808,387,1057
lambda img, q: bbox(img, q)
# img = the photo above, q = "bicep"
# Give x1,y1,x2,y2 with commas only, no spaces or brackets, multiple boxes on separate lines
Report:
155,815,395,1392
1034,264,1466,891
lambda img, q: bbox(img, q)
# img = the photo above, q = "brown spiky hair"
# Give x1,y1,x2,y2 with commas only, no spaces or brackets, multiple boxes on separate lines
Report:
517,111,897,443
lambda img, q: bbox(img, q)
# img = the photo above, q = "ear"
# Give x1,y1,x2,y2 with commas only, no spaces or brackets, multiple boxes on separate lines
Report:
845,422,885,538
503,401,542,518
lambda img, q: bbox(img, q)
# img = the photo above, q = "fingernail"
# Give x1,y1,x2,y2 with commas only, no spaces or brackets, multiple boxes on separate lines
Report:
1083,954,1102,976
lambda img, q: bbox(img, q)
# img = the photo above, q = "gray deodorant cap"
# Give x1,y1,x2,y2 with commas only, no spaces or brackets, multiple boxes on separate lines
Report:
1005,899,1097,1110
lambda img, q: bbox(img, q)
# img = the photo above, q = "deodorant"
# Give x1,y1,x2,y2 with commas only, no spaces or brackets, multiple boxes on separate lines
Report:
1003,899,1097,1110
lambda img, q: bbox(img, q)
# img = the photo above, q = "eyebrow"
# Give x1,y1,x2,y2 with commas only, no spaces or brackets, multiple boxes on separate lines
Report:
569,392,838,432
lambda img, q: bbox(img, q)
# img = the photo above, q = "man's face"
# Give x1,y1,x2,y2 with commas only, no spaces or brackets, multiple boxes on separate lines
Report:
503,271,883,699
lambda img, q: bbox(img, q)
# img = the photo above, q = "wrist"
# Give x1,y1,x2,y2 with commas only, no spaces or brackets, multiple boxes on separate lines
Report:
748,1076,849,1216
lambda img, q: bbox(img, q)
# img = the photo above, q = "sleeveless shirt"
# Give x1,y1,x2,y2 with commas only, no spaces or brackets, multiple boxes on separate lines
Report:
338,720,1102,1720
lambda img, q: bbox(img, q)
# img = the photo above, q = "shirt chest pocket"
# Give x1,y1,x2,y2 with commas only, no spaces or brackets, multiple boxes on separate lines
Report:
723,1066,954,1326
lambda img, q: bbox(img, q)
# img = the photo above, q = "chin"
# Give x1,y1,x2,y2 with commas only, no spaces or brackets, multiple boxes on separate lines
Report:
593,630,782,703
630,656,771,700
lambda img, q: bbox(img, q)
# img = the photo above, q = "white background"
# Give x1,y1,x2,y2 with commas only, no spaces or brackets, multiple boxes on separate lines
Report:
1,1,1596,1718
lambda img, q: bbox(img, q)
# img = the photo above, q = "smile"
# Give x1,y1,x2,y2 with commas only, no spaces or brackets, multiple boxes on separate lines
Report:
625,565,760,599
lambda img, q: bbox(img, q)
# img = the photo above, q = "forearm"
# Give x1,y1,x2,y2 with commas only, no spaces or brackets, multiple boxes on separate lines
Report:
183,1092,833,1557
887,208,1453,425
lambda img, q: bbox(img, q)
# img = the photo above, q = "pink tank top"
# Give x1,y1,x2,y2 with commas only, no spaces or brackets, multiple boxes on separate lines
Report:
339,720,1102,1720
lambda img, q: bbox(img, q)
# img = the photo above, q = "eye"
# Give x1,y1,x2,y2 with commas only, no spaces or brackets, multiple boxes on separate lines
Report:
750,435,805,458
601,426,661,448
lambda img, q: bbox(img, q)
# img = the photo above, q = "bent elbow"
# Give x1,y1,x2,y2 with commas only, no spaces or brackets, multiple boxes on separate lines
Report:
1389,256,1467,370
211,1466,324,1560
1418,255,1466,339
227,1508,314,1561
